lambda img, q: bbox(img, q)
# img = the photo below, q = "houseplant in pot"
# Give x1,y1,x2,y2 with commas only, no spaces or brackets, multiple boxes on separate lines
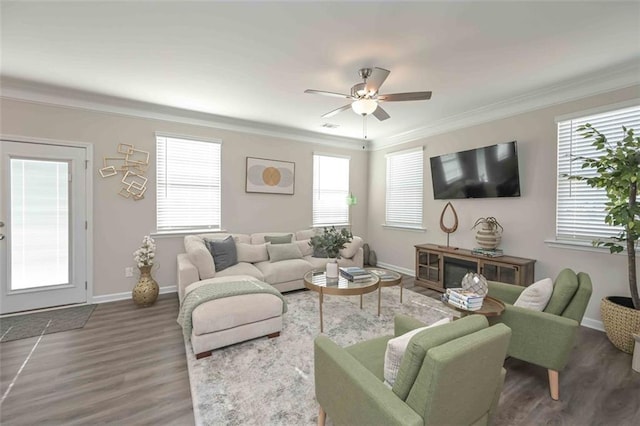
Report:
309,226,353,278
567,124,639,353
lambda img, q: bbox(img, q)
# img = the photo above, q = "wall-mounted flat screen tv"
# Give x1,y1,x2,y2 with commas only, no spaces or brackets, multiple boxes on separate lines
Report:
430,141,521,199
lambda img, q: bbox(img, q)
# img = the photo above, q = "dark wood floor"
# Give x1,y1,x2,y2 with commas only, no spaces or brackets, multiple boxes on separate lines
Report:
1,278,639,425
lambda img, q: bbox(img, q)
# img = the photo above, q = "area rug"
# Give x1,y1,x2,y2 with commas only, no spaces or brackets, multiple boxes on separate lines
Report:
184,286,457,426
0,304,96,343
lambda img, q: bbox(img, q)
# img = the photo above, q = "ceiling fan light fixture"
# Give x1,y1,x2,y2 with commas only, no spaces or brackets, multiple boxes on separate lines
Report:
351,98,377,115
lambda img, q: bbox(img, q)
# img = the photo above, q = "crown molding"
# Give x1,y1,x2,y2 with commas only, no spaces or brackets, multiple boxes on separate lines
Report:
0,77,366,151
370,60,640,151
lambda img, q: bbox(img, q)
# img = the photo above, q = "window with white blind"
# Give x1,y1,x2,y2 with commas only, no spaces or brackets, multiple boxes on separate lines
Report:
156,134,221,232
556,104,640,241
312,154,350,226
386,147,424,228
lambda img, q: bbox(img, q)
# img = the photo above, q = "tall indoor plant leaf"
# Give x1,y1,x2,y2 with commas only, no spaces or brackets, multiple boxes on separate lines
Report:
566,124,639,309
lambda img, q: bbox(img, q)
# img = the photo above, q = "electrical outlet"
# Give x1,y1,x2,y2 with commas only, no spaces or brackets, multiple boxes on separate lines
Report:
125,267,133,277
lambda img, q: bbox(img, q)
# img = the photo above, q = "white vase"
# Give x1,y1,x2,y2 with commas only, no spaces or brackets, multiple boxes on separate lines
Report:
326,259,339,278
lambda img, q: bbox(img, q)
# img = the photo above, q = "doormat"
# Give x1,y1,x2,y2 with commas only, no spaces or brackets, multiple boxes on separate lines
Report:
0,304,97,343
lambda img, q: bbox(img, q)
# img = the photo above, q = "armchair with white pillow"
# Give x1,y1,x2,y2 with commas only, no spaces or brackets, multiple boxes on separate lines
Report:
487,268,593,400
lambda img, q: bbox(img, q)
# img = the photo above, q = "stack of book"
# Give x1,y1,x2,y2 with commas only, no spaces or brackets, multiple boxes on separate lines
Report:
444,288,485,311
471,248,504,258
339,266,370,281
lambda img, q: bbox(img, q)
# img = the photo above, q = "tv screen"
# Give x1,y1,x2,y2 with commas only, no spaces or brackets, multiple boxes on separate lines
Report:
430,141,521,199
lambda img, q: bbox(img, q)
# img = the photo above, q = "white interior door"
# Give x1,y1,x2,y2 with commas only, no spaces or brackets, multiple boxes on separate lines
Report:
0,140,87,314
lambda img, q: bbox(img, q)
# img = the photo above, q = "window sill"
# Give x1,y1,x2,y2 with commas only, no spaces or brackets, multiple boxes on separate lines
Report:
382,224,427,232
544,239,628,255
151,229,226,239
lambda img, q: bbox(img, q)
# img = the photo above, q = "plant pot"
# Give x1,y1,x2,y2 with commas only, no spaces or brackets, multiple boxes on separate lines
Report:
132,265,159,307
326,259,339,279
600,296,640,354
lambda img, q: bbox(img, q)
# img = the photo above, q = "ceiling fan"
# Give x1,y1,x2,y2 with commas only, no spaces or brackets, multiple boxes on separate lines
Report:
304,67,432,122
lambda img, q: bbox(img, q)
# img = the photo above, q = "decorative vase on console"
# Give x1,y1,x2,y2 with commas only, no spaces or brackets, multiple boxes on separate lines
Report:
132,235,159,307
309,226,353,278
472,217,503,250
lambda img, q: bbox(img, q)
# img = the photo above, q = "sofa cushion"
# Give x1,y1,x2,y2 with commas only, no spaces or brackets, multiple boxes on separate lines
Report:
296,229,318,241
514,278,553,311
214,262,264,281
255,259,313,285
251,232,296,244
304,255,329,269
184,235,216,279
544,269,580,315
236,242,269,263
340,236,363,259
267,243,303,262
296,239,314,257
384,318,451,387
205,236,238,272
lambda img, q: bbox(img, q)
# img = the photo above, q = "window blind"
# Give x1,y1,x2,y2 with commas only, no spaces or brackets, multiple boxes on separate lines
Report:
556,104,640,240
156,135,221,232
386,147,424,228
312,154,350,226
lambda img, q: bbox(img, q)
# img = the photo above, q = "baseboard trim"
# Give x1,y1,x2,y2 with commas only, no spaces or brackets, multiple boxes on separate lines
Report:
92,285,177,304
374,261,415,277
580,317,604,332
373,261,605,332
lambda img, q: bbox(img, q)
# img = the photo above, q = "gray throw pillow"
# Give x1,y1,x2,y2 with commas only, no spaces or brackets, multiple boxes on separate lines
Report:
204,236,238,272
267,243,303,262
264,234,293,244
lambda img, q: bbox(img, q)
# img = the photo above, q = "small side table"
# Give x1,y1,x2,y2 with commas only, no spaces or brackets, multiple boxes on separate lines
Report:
445,296,505,318
365,268,403,316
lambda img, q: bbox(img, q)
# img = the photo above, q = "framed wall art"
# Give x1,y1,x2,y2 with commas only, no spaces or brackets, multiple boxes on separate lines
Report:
246,157,295,195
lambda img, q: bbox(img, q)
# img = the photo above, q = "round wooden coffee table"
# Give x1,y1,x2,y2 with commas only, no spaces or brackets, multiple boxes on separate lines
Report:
445,295,505,318
303,269,380,333
365,267,403,315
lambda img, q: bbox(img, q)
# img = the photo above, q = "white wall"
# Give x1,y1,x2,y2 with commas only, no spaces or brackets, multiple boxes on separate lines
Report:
0,99,369,298
366,85,640,326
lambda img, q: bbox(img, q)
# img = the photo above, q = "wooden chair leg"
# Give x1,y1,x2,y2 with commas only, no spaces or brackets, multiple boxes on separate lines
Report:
548,369,559,400
318,405,326,426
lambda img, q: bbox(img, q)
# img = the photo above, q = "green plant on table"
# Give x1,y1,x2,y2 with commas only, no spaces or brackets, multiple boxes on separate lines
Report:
309,226,353,259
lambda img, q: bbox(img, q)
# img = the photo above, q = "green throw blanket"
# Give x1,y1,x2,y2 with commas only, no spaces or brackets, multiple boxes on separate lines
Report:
177,278,288,340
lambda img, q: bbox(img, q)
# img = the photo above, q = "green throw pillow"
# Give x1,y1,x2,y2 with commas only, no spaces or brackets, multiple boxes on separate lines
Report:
264,234,292,244
544,268,579,315
267,243,303,262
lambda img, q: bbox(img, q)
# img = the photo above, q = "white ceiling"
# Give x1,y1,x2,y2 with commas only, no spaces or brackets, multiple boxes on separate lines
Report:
1,1,639,146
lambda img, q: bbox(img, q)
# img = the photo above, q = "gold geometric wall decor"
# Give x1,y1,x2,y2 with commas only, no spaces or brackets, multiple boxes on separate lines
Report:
99,143,150,201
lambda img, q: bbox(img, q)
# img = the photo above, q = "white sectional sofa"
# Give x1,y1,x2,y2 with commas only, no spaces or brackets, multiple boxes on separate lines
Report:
176,229,364,358
177,229,364,297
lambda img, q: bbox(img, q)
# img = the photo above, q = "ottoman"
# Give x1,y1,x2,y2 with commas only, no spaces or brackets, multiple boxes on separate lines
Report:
190,291,284,359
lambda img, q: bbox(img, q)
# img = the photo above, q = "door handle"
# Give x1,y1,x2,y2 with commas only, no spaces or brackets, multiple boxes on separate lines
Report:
0,234,4,240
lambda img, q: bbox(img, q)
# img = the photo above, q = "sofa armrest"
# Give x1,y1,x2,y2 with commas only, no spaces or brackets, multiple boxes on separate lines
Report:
489,305,579,371
394,315,427,337
351,247,364,268
314,335,423,426
487,281,524,305
177,253,199,303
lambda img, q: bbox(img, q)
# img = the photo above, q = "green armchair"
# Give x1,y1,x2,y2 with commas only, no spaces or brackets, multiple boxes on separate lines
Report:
487,268,592,400
314,315,511,426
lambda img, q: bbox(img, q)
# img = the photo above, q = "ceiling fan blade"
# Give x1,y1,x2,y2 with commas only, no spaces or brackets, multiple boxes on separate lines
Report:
378,91,432,102
321,104,352,118
372,105,390,121
365,67,390,94
304,89,352,99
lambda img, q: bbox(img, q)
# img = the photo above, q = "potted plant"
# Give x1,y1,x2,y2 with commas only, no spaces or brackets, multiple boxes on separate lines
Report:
309,226,353,278
566,124,639,353
472,216,503,250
